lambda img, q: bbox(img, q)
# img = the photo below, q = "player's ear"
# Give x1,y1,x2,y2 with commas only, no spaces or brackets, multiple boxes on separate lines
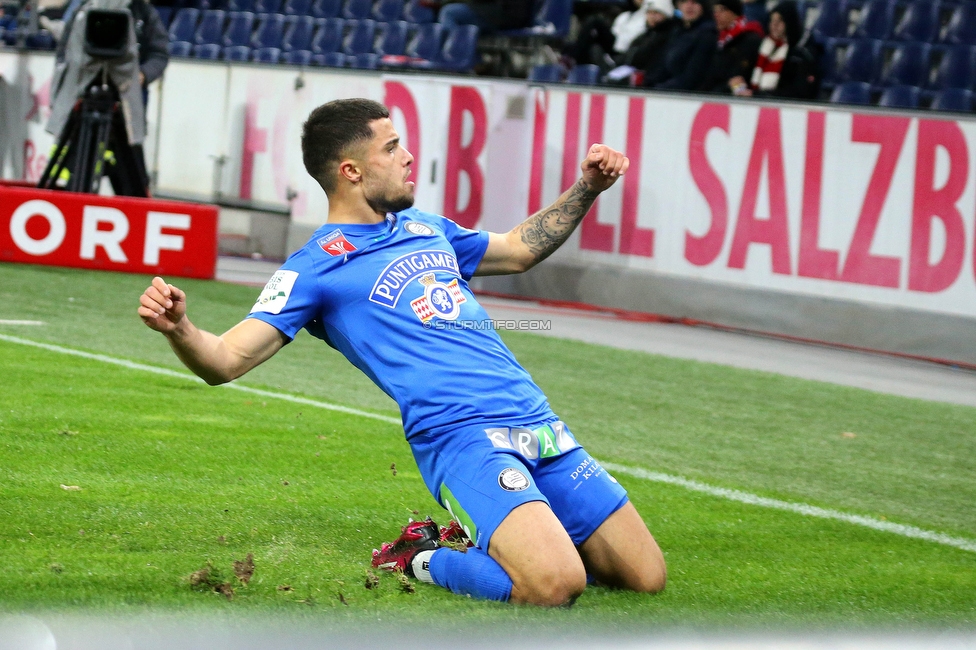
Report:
338,159,362,184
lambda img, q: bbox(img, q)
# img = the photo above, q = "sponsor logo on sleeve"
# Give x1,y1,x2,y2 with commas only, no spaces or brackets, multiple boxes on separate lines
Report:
250,270,299,315
404,221,435,236
497,468,530,492
317,229,357,256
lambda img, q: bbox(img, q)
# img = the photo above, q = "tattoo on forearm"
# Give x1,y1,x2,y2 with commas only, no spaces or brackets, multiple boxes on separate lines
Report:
516,179,600,263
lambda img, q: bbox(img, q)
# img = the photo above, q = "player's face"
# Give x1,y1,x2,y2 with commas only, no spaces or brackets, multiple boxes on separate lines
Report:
360,118,415,214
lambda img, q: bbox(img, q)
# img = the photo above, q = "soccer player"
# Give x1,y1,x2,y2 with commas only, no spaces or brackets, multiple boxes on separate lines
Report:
138,98,666,606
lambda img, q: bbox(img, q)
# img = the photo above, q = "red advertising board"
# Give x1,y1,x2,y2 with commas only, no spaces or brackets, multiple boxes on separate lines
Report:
0,185,218,279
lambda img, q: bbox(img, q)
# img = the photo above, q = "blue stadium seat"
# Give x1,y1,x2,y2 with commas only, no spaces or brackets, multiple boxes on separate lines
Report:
283,48,313,64
429,24,478,71
942,3,976,47
499,0,573,38
311,17,345,53
312,50,347,66
837,38,882,84
929,45,976,90
168,8,201,43
311,0,342,18
566,63,600,85
193,43,221,58
223,11,255,46
342,18,376,55
830,80,872,104
349,52,379,68
878,84,920,108
375,20,409,56
528,63,563,82
156,6,174,28
892,0,940,43
404,22,442,59
252,13,286,48
930,87,973,111
342,0,372,19
851,0,894,41
373,0,403,22
401,0,433,23
25,30,55,50
878,41,930,87
226,0,255,11
195,9,227,45
253,46,282,61
283,0,312,14
195,0,220,12
168,40,193,56
224,44,252,59
254,0,282,14
811,0,847,42
283,15,316,51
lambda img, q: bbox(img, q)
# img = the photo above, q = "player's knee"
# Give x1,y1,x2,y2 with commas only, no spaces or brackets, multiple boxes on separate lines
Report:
522,565,587,607
633,557,667,594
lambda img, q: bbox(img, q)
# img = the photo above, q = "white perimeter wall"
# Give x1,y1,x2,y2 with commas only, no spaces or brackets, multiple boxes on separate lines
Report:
4,52,976,324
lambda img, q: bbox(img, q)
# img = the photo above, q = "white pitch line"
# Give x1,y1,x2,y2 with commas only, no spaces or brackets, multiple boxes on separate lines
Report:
0,320,45,326
2,333,974,554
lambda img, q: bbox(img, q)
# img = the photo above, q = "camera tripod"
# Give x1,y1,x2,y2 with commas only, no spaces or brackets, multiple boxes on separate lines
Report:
38,77,148,197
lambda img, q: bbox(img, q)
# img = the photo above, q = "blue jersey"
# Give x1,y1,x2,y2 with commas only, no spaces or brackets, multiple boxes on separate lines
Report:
246,208,554,438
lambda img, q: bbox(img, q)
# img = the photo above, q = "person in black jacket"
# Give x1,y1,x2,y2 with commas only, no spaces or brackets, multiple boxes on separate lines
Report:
644,0,717,90
696,0,764,93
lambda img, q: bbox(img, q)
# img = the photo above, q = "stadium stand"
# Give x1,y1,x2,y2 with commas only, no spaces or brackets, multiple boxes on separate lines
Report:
313,50,347,66
255,0,284,14
528,63,563,82
931,87,974,112
810,0,847,42
566,63,600,85
311,0,342,19
401,0,434,23
942,3,976,47
877,84,920,108
283,48,314,64
374,20,409,56
282,14,316,52
830,79,872,104
283,0,313,15
311,16,344,55
342,18,376,56
228,0,257,12
372,0,403,22
877,41,929,89
929,45,976,91
342,0,373,20
195,9,227,47
850,0,894,41
891,0,939,44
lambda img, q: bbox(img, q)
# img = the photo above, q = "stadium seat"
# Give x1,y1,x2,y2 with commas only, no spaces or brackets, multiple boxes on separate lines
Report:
498,0,573,38
312,50,347,66
224,45,252,60
168,8,201,43
878,41,930,88
252,13,286,48
155,6,174,28
374,20,409,56
342,0,372,20
942,3,976,47
283,15,316,51
811,0,847,42
25,30,55,50
223,11,255,47
930,87,973,112
427,24,478,72
254,0,283,14
342,19,376,55
929,45,976,90
283,48,313,64
283,0,312,15
195,0,219,12
850,0,894,41
401,0,433,23
193,43,221,58
168,40,193,56
830,80,872,104
253,46,282,62
404,22,442,60
195,9,227,45
373,0,404,22
878,84,920,108
836,38,881,84
528,63,563,82
892,0,940,43
311,17,344,53
227,0,255,11
348,52,379,68
311,0,341,19
566,63,600,84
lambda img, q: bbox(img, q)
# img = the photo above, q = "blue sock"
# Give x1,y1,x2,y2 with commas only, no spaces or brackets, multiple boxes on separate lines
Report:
414,547,513,601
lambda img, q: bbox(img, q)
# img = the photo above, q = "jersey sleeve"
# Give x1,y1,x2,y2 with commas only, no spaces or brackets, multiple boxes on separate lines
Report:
435,216,490,280
245,250,321,341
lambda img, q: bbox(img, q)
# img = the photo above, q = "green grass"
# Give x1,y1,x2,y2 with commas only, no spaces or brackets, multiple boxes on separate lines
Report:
1,262,975,625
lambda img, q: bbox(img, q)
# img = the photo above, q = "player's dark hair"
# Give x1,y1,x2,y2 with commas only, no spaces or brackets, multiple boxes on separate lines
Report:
302,98,390,194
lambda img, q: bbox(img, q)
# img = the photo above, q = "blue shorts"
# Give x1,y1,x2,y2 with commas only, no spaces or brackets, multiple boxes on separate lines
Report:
410,418,629,551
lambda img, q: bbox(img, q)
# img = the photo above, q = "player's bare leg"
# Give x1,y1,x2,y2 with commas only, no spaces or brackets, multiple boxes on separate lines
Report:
576,501,666,593
488,501,587,606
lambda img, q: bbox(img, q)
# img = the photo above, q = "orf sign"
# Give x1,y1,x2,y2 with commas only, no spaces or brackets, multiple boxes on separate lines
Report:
0,186,218,279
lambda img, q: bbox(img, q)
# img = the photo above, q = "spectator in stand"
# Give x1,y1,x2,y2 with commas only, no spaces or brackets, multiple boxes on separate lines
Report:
696,0,764,93
729,1,818,99
564,0,650,71
437,0,532,35
604,0,678,86
643,0,716,90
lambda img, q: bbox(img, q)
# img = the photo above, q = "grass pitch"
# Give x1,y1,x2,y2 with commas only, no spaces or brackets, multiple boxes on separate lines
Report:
0,262,974,626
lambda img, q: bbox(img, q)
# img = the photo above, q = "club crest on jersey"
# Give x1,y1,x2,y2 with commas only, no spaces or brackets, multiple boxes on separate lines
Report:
404,221,435,236
317,229,357,257
410,273,466,323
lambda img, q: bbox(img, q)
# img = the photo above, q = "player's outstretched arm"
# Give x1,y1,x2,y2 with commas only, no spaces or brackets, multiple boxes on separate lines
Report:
138,276,286,385
476,144,628,276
